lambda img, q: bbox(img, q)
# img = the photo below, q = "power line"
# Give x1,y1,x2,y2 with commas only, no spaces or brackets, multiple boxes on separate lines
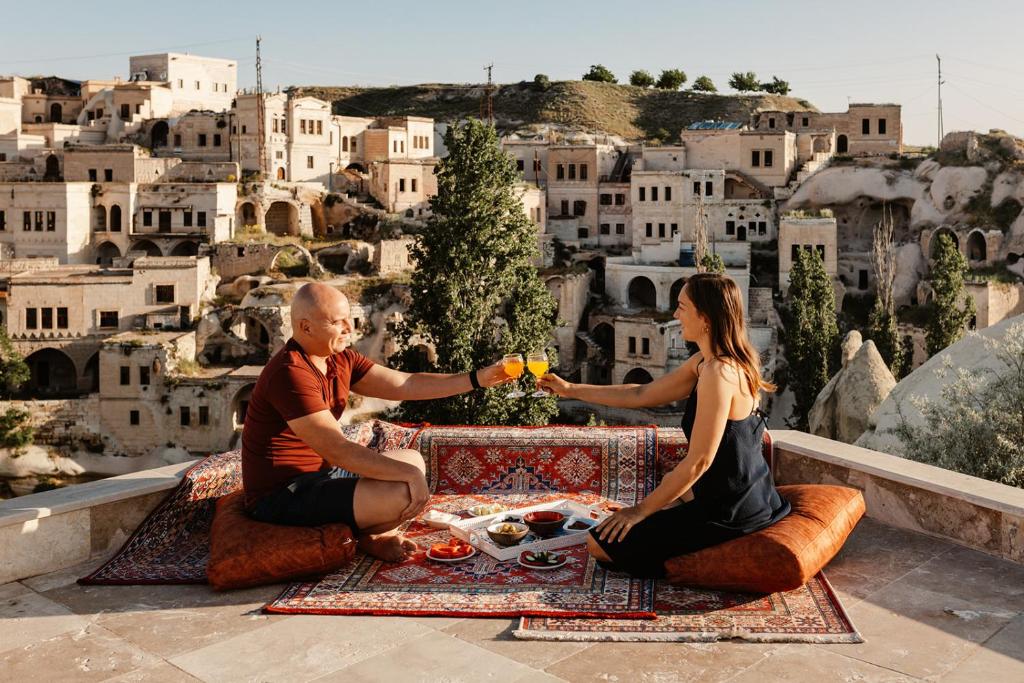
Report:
0,38,250,67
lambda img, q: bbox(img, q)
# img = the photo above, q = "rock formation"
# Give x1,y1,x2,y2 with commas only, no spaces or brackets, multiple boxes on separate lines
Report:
809,331,897,443
856,313,1024,454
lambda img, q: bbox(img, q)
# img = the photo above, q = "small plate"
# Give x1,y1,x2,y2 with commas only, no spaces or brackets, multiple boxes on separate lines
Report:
564,517,597,532
467,503,508,517
420,509,460,529
427,546,476,563
517,551,567,571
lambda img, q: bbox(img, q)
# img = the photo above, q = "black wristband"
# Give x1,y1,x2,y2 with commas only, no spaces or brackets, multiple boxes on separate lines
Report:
469,369,482,390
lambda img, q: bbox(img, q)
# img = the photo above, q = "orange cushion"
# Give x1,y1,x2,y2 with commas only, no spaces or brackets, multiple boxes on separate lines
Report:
206,491,356,591
664,484,865,594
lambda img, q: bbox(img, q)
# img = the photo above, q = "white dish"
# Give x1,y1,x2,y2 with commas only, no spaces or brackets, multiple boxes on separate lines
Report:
420,509,460,529
426,546,477,563
517,552,567,571
467,503,508,517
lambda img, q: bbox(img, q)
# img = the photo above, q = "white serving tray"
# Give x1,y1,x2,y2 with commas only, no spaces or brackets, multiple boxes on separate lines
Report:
448,499,610,562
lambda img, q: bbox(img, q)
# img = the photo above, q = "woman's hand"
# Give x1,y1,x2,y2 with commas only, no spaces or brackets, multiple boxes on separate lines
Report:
536,373,573,397
595,505,648,543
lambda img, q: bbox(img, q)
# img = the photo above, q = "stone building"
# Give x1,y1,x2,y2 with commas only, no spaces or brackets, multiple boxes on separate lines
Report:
5,256,216,396
778,214,839,294
751,104,903,157
127,53,237,115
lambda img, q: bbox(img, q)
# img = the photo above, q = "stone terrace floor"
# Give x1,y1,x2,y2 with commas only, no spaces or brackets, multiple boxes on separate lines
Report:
2,518,1023,682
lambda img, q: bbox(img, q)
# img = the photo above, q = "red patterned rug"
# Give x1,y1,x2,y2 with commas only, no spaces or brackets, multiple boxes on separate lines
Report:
79,420,413,585
515,572,862,643
265,425,659,618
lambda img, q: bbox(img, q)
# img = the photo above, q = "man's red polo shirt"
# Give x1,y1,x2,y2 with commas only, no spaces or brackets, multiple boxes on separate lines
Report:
241,338,375,509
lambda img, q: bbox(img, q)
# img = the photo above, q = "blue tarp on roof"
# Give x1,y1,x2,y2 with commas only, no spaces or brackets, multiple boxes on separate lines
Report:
687,121,743,130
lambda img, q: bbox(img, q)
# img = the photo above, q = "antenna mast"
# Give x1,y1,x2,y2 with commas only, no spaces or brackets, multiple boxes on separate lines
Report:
256,36,267,177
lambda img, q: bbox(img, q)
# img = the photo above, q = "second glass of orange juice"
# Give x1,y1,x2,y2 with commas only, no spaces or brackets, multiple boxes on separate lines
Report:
502,353,526,398
527,351,549,397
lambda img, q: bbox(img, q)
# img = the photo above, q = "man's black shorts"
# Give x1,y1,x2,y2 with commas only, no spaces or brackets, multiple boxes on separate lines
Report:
248,468,360,532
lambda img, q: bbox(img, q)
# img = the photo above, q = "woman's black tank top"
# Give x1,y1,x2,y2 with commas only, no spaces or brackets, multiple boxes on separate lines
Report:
680,365,790,533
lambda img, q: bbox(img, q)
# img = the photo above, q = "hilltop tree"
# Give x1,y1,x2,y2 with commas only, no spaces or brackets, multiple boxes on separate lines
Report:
691,76,717,92
729,71,762,93
785,248,840,430
533,73,551,92
656,69,687,90
629,70,655,88
761,76,791,95
582,65,617,84
926,234,975,357
868,203,907,377
390,120,558,426
700,252,725,274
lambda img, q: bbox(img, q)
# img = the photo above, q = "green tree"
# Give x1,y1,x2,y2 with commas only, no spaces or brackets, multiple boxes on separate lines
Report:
785,248,839,429
655,69,687,90
629,70,655,88
729,71,762,92
390,120,558,426
761,76,791,95
894,321,1024,488
582,65,617,84
0,329,33,450
926,234,975,357
868,203,907,377
699,252,725,274
533,73,551,92
691,75,717,92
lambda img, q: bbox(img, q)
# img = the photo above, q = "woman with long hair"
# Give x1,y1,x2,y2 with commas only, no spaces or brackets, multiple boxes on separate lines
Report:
537,273,790,578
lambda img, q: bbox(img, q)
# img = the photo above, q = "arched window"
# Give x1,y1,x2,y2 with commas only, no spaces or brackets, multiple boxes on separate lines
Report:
342,136,349,152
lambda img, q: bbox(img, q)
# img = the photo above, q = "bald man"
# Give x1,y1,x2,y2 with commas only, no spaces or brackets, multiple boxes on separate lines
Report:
242,282,511,562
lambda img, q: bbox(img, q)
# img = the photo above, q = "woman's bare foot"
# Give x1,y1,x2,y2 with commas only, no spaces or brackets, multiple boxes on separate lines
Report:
358,533,418,562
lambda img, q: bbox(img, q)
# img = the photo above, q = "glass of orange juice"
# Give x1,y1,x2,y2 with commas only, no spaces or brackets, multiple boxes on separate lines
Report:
502,353,526,398
527,351,550,397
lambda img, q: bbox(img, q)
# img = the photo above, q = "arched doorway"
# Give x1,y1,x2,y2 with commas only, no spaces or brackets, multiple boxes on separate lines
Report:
591,322,615,356
49,103,62,123
109,204,122,232
622,367,654,385
627,276,657,309
44,154,60,180
269,244,309,277
83,352,100,392
836,135,848,154
24,349,78,397
231,384,255,429
966,231,986,263
265,201,299,236
239,202,257,227
318,251,349,274
737,224,747,241
132,239,163,257
245,317,271,348
276,167,286,180
930,228,959,258
346,163,367,174
586,257,606,294
170,241,199,257
669,278,686,309
151,121,169,149
95,241,121,266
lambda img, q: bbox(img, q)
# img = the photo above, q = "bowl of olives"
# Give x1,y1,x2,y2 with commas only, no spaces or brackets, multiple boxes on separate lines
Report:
486,521,530,546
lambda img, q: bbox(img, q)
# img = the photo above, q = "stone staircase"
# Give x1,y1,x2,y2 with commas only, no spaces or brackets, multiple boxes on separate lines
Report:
575,330,607,363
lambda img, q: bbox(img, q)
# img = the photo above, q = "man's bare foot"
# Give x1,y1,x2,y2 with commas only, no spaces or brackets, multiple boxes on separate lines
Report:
358,533,418,562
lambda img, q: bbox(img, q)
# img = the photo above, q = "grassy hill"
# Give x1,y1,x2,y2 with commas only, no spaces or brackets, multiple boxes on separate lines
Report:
292,80,817,141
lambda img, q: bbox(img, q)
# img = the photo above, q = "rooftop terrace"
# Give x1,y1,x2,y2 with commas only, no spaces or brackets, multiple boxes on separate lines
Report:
2,431,1022,681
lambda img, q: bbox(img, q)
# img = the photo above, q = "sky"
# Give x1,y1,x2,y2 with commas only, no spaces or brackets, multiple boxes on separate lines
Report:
3,0,1023,146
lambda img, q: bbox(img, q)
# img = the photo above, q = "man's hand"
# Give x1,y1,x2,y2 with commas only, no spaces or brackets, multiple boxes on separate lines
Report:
477,361,516,388
400,474,430,521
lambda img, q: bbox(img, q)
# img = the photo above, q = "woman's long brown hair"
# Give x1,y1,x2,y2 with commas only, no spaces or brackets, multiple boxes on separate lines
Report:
684,273,776,397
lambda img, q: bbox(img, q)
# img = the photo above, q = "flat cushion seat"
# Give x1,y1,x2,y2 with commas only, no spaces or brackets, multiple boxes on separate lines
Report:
664,484,865,594
207,491,356,591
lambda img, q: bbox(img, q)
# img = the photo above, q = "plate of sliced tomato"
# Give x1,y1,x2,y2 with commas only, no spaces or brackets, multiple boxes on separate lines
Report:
426,538,476,562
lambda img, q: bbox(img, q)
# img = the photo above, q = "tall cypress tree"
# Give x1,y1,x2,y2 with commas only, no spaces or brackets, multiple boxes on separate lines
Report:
786,248,839,430
390,120,558,425
926,234,975,357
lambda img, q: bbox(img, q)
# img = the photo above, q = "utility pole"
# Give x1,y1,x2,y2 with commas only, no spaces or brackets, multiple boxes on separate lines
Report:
936,54,945,148
480,63,494,126
255,36,267,177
